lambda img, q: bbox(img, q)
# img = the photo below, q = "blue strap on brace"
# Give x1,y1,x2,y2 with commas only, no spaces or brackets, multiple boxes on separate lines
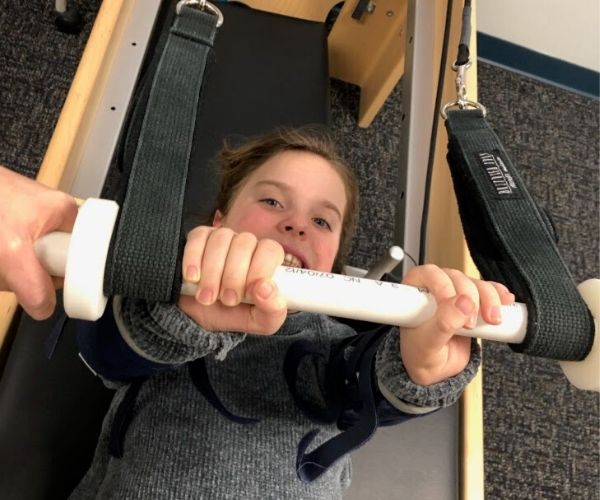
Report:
188,358,259,424
108,377,147,458
284,325,418,483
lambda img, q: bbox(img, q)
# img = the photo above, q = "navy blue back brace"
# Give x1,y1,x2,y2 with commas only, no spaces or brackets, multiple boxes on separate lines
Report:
75,311,417,473
445,109,594,361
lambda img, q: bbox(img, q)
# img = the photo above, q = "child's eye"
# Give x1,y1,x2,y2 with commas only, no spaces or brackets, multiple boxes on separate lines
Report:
260,198,281,208
313,217,332,231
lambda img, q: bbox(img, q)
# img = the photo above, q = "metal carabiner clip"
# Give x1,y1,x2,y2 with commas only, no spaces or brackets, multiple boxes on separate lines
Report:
440,59,486,119
176,0,224,28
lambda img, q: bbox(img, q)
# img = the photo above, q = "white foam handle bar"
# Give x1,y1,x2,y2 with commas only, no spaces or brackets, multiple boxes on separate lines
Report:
559,279,600,391
36,227,527,343
186,270,527,343
33,199,599,391
34,198,120,321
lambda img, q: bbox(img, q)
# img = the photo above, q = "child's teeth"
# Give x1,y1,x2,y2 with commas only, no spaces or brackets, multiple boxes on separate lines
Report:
284,253,302,268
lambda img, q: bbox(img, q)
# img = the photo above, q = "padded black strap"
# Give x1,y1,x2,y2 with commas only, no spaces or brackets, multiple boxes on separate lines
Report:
445,109,594,360
104,6,218,302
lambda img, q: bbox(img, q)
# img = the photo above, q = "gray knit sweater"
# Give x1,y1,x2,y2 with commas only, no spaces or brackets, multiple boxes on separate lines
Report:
70,298,480,499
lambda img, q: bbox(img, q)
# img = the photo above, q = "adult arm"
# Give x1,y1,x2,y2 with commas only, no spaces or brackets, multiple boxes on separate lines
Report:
0,166,77,319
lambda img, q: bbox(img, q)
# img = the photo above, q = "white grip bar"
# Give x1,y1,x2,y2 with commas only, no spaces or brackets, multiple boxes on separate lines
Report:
34,200,528,343
182,269,528,343
33,199,599,390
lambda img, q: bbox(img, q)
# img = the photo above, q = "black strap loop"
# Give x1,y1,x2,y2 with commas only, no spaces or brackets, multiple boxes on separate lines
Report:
445,110,594,361
188,358,259,425
104,7,219,303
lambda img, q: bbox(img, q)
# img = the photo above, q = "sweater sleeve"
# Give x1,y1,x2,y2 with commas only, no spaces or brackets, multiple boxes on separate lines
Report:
375,328,481,414
75,297,247,385
115,296,247,364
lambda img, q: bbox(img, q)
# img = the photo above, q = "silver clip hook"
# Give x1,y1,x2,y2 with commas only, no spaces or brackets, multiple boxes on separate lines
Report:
176,0,224,27
441,59,486,119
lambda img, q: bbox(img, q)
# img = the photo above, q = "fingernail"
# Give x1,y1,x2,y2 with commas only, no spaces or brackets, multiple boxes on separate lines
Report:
197,287,213,305
456,295,475,315
468,312,478,329
221,288,238,306
185,265,200,282
256,281,274,300
491,305,502,323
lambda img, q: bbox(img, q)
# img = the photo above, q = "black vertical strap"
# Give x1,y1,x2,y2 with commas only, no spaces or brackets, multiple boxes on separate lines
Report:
445,109,594,361
104,7,218,302
455,0,471,66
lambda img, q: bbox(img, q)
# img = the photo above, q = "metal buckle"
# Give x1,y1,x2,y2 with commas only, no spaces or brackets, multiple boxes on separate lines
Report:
441,59,486,119
176,0,224,28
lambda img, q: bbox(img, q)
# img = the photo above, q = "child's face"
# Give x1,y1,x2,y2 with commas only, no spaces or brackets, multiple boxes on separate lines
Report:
213,150,347,272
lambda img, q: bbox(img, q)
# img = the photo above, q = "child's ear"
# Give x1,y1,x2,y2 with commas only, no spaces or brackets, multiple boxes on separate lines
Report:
212,209,224,227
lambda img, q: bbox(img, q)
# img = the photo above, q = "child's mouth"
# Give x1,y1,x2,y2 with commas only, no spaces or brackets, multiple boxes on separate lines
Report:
283,253,303,269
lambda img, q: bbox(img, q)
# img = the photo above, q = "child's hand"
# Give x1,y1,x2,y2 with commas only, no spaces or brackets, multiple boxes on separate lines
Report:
177,226,287,335
399,265,515,386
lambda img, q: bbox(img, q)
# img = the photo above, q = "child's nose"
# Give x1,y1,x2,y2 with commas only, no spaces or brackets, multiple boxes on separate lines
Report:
284,225,305,237
278,215,308,237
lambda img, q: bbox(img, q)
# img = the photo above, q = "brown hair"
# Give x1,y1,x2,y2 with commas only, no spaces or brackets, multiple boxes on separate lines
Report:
214,126,359,273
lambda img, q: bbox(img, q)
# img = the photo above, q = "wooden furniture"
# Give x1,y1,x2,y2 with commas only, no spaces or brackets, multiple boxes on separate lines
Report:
244,0,408,128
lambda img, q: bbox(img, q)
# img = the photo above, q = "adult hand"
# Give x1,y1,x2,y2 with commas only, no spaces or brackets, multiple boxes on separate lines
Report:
177,226,287,335
0,166,78,319
399,264,515,386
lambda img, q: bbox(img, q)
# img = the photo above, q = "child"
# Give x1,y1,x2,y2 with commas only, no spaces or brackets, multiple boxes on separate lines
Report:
71,128,514,499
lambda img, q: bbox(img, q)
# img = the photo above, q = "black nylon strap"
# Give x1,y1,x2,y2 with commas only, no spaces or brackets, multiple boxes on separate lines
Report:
104,7,218,302
286,326,389,483
109,377,146,458
445,110,594,361
295,328,385,482
188,358,259,425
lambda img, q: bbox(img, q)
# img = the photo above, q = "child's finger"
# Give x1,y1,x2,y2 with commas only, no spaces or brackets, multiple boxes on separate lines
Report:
404,264,481,329
182,226,214,283
245,278,287,335
220,232,258,306
196,228,236,305
178,290,286,336
473,279,504,325
409,294,476,352
244,238,285,300
442,268,481,329
403,264,457,303
489,281,515,305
